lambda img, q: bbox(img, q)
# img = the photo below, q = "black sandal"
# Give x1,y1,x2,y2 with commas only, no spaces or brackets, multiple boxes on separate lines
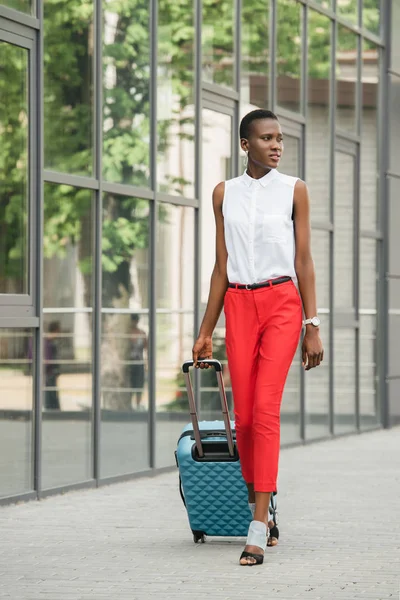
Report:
267,524,280,546
239,550,264,566
239,520,267,567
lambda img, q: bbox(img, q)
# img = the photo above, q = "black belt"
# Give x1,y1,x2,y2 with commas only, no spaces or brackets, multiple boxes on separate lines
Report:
228,276,292,290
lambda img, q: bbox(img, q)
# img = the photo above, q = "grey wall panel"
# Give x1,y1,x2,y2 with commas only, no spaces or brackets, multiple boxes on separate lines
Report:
388,309,400,377
391,0,400,73
388,177,400,276
389,75,400,176
388,378,400,425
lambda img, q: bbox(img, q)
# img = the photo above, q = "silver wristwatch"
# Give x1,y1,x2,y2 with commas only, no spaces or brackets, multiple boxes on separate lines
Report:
303,316,321,327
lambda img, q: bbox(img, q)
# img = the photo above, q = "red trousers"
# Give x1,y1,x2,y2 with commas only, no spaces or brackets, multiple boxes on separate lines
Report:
224,279,302,493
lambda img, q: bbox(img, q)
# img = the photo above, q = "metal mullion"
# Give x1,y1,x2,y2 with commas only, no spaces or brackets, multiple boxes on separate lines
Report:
102,181,154,200
354,144,361,431
388,67,400,78
380,0,391,428
269,0,276,110
335,129,361,144
194,0,202,412
157,193,198,208
235,0,241,94
276,107,306,125
311,221,334,232
92,0,102,484
301,2,307,118
148,0,158,469
357,32,362,139
360,230,383,240
0,7,40,30
358,0,362,30
34,0,44,500
299,2,307,441
44,170,100,190
329,17,336,437
201,82,240,101
306,0,336,21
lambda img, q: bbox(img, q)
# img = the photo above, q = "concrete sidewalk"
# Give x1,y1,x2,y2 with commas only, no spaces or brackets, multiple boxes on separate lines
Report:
0,428,399,600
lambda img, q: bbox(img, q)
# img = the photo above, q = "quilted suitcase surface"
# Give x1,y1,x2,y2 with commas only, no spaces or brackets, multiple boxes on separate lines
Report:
176,420,252,538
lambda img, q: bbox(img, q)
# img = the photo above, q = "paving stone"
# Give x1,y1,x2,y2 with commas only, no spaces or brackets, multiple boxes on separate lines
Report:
0,428,399,600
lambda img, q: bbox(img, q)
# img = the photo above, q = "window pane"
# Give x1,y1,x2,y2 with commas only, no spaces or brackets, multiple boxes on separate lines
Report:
277,0,302,113
360,237,377,311
305,314,330,439
363,0,380,35
334,328,356,433
103,0,150,186
44,0,93,176
156,204,195,467
241,0,269,110
307,11,331,222
361,41,379,231
157,0,195,197
334,151,354,309
102,195,150,310
337,0,358,25
199,329,232,419
0,42,29,295
202,0,235,88
1,0,31,14
312,229,330,309
156,313,194,468
389,75,400,176
157,205,194,310
101,194,150,476
43,185,93,309
0,329,33,498
359,238,379,429
336,26,357,132
100,312,150,477
41,314,93,488
201,109,232,303
279,133,299,177
359,315,379,428
392,0,400,72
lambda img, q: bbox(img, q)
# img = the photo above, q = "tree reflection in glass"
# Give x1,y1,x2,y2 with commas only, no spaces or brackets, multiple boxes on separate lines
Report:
0,42,29,295
157,0,195,197
103,0,150,186
277,0,302,113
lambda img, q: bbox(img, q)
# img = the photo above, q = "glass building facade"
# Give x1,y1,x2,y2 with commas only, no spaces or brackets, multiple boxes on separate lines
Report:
1,0,399,502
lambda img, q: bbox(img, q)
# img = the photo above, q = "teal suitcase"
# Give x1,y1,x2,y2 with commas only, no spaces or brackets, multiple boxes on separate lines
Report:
175,359,277,543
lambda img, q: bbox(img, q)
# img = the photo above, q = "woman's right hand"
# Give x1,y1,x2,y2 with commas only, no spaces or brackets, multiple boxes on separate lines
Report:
192,335,213,368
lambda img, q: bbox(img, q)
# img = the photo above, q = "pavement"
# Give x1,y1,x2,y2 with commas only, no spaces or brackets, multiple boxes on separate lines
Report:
0,427,399,600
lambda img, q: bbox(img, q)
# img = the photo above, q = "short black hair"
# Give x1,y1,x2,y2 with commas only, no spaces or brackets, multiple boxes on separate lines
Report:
240,109,279,140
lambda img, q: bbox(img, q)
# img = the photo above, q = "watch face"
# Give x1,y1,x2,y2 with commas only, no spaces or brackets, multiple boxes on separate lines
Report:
311,317,321,327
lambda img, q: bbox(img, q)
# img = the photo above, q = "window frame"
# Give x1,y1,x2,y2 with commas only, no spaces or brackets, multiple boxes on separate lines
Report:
0,26,37,320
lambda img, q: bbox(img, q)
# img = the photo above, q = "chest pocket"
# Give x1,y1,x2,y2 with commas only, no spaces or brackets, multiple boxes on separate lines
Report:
262,214,292,243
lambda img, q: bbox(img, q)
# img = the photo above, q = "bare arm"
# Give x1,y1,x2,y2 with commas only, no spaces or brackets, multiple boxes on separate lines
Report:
293,180,324,369
193,182,229,365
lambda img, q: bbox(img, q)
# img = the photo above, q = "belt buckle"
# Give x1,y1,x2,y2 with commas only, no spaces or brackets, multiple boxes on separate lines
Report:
245,284,252,290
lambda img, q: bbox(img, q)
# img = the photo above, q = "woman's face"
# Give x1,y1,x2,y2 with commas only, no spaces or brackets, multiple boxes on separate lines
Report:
241,118,284,170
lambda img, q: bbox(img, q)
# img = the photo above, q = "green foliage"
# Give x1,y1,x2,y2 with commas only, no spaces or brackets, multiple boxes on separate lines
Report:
1,0,381,298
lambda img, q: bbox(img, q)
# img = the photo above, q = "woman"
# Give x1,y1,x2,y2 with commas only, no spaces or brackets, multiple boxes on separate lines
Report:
192,109,324,566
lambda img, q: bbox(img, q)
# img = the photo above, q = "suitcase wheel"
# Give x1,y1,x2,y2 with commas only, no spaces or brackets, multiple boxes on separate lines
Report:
192,530,206,544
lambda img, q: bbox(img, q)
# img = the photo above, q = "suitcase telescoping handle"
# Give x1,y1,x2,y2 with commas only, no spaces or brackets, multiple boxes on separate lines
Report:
182,359,235,459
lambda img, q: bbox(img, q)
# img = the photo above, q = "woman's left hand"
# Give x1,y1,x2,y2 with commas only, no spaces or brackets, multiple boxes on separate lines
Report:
302,330,324,370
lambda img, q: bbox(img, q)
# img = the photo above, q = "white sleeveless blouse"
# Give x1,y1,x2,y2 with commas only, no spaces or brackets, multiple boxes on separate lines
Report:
222,169,298,285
